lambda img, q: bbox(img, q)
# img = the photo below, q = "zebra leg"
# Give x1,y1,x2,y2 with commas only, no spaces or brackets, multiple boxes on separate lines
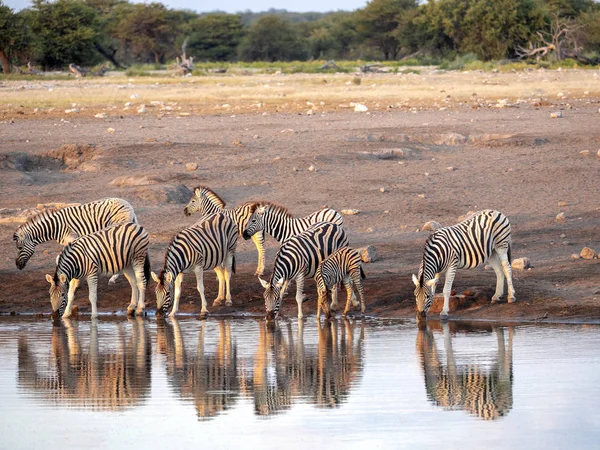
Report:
251,232,266,276
223,253,234,306
194,266,209,316
108,274,119,285
122,268,139,315
330,283,339,312
342,278,354,317
86,275,99,318
213,267,225,306
488,253,505,303
172,273,184,316
62,278,80,318
441,265,457,319
134,261,147,315
498,248,516,303
351,269,366,314
295,274,305,320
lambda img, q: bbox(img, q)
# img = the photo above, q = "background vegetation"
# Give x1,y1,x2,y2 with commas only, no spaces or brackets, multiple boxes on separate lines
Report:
0,0,599,73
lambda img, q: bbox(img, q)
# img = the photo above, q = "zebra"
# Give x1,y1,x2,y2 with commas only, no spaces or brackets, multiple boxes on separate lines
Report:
183,186,265,276
412,210,515,321
45,222,150,320
152,212,237,318
13,198,137,271
258,222,349,321
315,247,366,320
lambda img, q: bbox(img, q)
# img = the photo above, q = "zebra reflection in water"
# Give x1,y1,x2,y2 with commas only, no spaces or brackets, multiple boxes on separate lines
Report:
156,319,239,420
17,318,151,410
416,323,514,420
249,319,364,417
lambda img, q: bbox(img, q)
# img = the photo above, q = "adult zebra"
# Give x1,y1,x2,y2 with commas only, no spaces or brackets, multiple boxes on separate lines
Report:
259,222,348,321
413,210,515,321
45,222,150,319
152,212,237,318
315,247,366,320
13,198,137,270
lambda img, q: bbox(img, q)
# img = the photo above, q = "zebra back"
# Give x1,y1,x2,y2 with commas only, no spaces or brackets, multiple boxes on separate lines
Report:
161,212,238,278
14,198,137,269
315,247,362,293
418,210,511,282
271,222,349,284
55,222,148,282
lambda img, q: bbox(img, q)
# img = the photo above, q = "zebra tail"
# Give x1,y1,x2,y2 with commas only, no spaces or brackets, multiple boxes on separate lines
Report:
360,266,366,279
507,242,512,264
144,253,151,283
232,255,236,274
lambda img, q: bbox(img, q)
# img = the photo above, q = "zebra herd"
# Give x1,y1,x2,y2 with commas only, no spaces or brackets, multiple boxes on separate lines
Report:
13,188,516,323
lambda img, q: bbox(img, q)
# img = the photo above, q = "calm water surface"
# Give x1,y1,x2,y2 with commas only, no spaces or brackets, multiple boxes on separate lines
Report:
0,317,599,449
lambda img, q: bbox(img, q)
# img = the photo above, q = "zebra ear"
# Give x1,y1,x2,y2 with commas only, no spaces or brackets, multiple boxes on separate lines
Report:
58,273,67,284
194,187,202,196
151,272,160,283
425,274,439,288
412,274,419,287
257,205,266,214
258,277,269,289
46,274,54,285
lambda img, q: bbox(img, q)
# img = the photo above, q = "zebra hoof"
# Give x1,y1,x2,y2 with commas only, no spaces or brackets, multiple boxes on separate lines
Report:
212,299,222,307
440,313,449,321
508,297,517,303
491,297,500,304
225,300,232,307
199,311,208,320
127,308,135,316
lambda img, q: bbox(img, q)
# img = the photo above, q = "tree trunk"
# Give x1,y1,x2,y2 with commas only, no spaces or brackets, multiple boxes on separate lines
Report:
153,51,160,65
0,50,11,74
94,43,126,69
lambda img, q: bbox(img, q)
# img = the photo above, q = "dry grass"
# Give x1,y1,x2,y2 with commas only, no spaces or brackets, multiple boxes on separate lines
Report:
2,68,599,118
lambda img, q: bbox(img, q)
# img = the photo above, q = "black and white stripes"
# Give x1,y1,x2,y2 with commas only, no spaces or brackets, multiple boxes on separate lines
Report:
14,198,137,270
46,222,150,319
152,212,237,317
259,222,348,320
413,210,515,319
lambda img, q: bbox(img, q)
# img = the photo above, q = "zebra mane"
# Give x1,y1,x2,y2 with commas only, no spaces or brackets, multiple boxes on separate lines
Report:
193,186,226,209
15,207,59,235
249,201,293,219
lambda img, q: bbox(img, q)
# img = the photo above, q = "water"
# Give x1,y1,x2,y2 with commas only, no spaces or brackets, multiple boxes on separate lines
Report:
0,317,599,449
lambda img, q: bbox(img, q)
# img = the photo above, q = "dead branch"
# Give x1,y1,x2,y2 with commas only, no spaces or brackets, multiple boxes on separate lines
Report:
68,63,88,77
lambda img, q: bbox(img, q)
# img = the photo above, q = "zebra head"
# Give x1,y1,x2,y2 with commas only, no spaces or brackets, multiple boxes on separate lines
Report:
45,273,68,319
184,186,225,217
243,205,267,240
412,273,439,319
259,276,284,321
314,267,332,318
13,230,34,270
183,188,203,216
152,271,174,317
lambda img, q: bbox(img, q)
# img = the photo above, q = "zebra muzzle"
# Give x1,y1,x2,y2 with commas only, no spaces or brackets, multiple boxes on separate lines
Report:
265,310,276,321
242,231,252,241
183,208,191,217
16,258,26,270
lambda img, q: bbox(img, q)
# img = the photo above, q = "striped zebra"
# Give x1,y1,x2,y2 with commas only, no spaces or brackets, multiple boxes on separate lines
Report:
152,212,237,317
183,186,265,276
315,247,366,320
259,222,348,321
14,198,137,270
412,210,515,320
45,222,150,319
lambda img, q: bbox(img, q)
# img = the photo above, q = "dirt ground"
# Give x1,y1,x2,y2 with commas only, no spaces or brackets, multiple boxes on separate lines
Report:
1,78,599,324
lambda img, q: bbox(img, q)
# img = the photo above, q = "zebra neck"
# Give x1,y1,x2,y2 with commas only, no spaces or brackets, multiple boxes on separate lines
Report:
30,211,68,244
264,213,293,243
420,256,442,283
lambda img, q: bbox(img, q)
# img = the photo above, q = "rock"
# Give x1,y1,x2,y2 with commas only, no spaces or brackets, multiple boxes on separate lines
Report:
353,103,368,112
512,257,532,270
458,211,476,222
580,150,590,156
556,212,566,221
357,245,378,263
94,112,108,119
571,254,580,260
560,233,566,238
341,209,360,215
109,175,161,187
186,162,198,171
417,194,426,198
557,201,567,207
133,184,193,205
306,109,313,116
292,167,298,172
137,106,146,114
107,128,115,133
446,166,456,171
65,108,80,114
422,221,442,232
580,247,596,260
434,133,467,146
550,111,563,119
379,187,386,193
308,165,316,172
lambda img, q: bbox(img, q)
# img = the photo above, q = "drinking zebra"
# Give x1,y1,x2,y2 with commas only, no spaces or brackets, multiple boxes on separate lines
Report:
259,222,349,321
14,198,137,270
45,222,150,319
412,210,515,321
315,247,366,320
183,186,265,275
152,212,237,318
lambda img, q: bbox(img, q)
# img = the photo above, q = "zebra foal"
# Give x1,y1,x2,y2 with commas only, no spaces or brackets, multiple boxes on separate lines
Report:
315,247,366,320
14,198,137,270
45,222,150,319
259,222,348,321
413,210,515,321
152,212,237,317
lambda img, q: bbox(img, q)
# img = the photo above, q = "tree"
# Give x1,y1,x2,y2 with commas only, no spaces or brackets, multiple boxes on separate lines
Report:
357,0,419,60
29,0,101,69
186,14,244,61
0,4,32,73
237,15,309,62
